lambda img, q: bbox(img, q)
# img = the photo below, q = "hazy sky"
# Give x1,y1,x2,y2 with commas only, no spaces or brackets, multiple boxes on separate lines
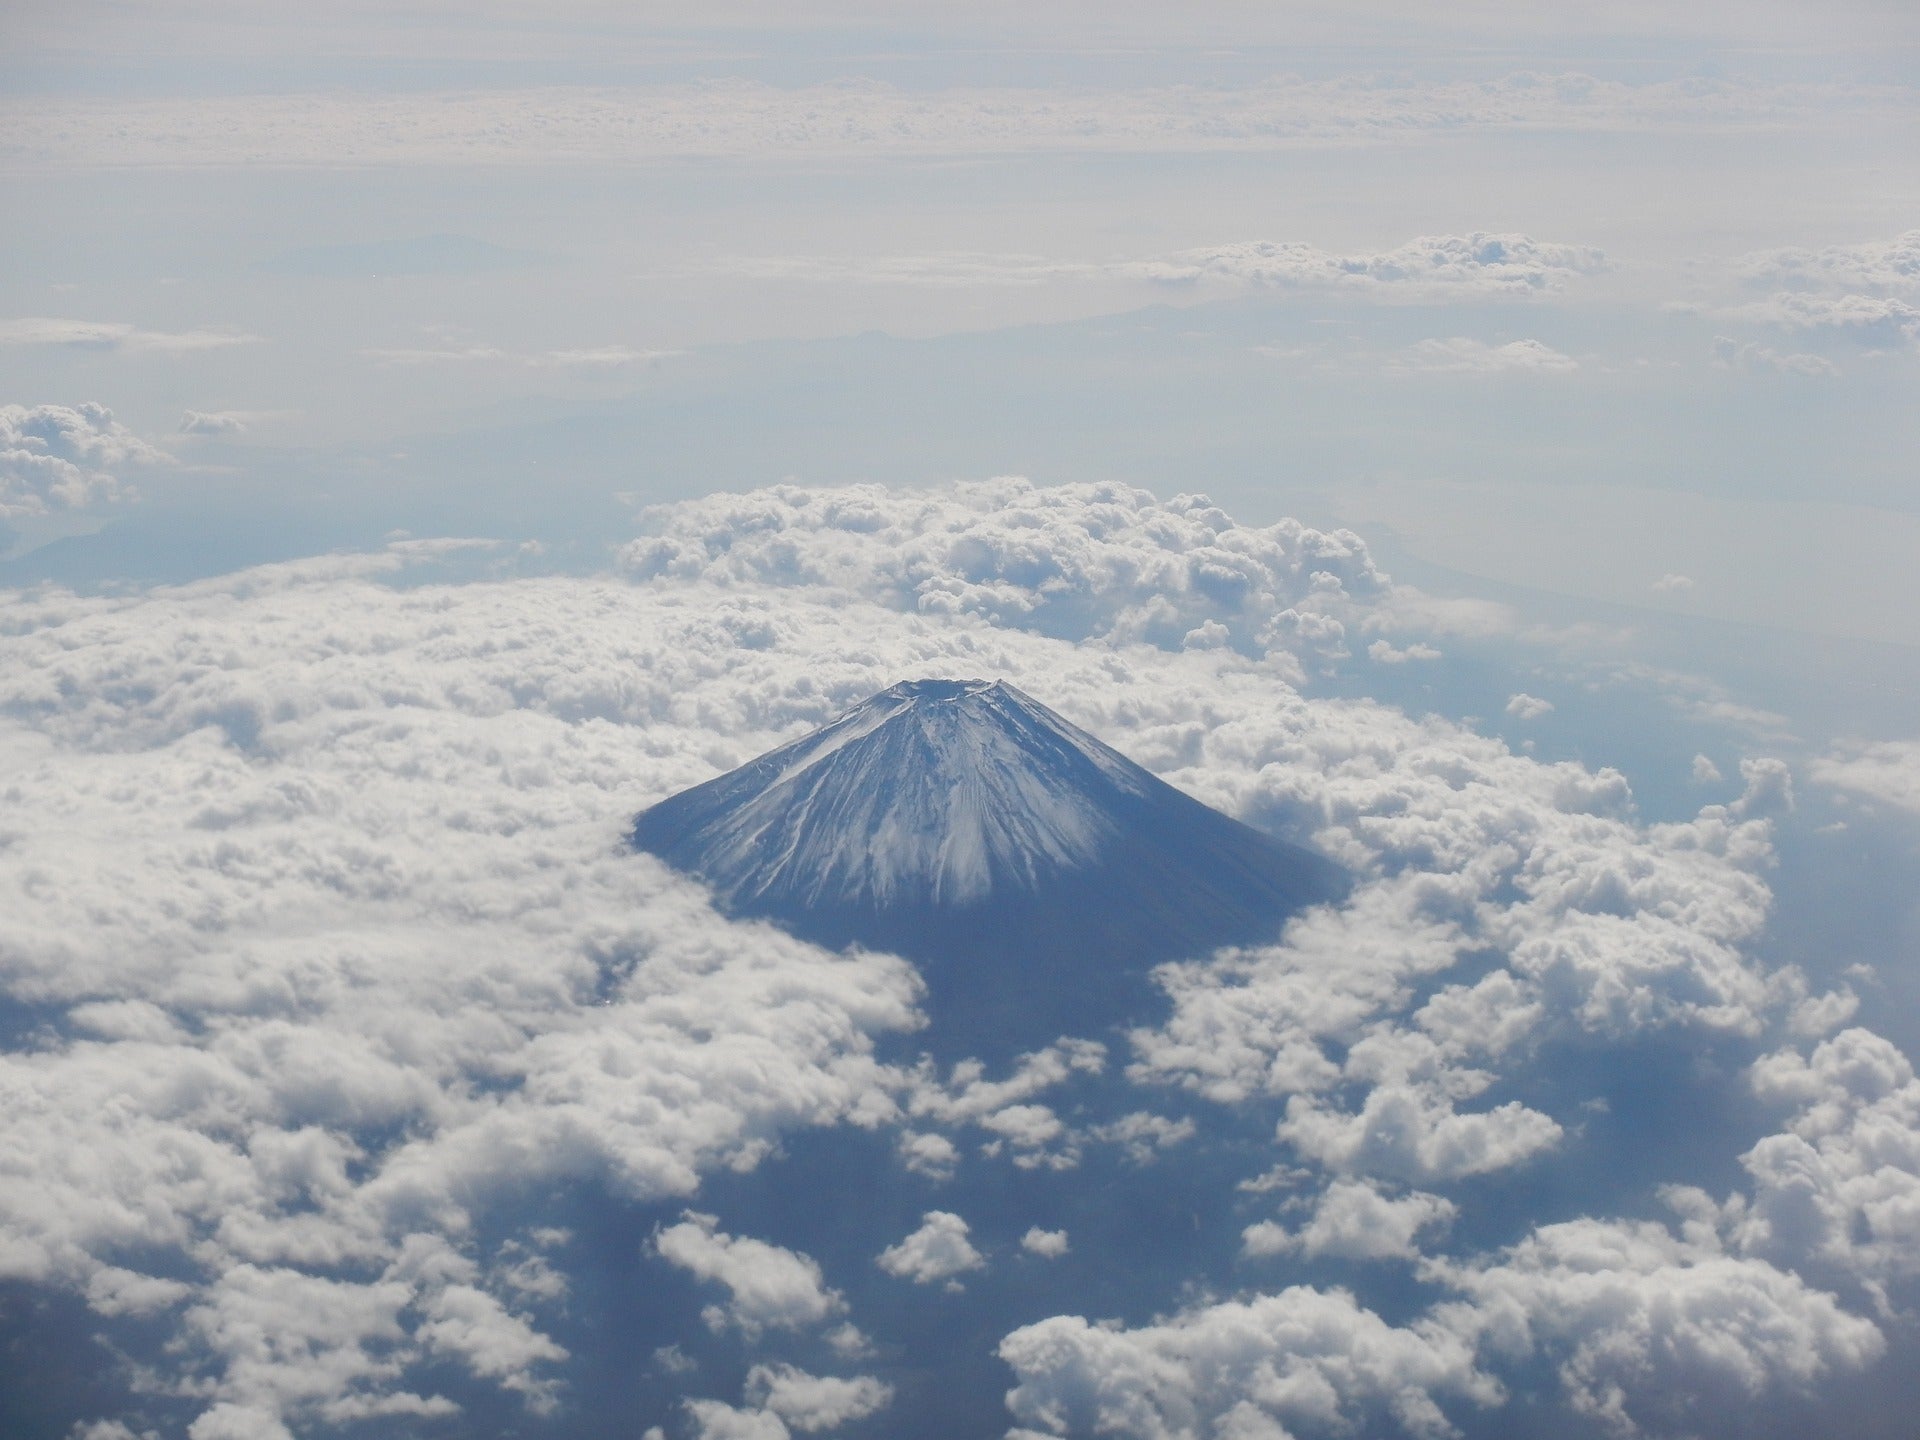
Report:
3,5,1920,1439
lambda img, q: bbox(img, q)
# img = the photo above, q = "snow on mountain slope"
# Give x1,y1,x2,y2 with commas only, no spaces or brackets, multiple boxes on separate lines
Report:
637,679,1150,910
633,680,1344,1052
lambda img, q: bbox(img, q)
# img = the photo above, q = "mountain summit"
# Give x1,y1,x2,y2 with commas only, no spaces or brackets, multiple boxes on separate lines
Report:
632,679,1343,1052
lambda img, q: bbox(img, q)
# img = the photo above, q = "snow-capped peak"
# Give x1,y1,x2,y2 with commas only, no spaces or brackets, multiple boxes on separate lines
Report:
637,679,1154,909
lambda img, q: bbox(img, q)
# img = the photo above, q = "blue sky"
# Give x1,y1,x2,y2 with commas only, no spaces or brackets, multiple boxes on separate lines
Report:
3,4,1919,1438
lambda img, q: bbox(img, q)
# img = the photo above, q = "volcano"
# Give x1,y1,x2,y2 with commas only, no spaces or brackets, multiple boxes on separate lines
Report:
632,679,1343,1053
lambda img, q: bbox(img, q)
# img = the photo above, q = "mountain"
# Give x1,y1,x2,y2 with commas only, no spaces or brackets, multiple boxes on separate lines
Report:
631,679,1344,1054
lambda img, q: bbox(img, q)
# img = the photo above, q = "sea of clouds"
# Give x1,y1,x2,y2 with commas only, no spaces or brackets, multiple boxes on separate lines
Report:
0,478,1912,1439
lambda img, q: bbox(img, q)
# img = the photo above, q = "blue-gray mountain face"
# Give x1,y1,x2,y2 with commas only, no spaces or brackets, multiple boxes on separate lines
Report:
632,679,1344,1055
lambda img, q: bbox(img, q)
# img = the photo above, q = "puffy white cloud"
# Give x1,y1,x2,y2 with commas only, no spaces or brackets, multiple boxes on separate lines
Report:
897,1130,961,1179
1504,692,1554,719
1431,1215,1885,1438
904,1042,1105,1170
1013,1198,1886,1440
1243,1179,1456,1263
1730,1028,1920,1284
743,1363,893,1432
1279,1082,1562,1185
0,401,161,517
620,477,1385,675
876,1211,984,1286
686,1399,793,1440
1386,337,1580,372
654,1213,847,1337
1000,1287,1497,1440
1733,231,1920,296
1023,1227,1070,1258
0,318,257,352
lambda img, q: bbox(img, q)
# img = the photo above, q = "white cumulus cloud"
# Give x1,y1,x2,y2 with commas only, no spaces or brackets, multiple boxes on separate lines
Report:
654,1213,848,1338
876,1211,984,1286
0,401,161,517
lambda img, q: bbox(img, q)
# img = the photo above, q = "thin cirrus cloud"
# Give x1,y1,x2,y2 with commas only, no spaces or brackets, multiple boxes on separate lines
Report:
2,73,1906,169
362,343,677,368
0,477,1908,1437
0,316,260,353
1383,336,1581,373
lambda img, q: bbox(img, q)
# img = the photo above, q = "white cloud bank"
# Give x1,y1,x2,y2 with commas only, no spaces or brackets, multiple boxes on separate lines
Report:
0,476,1907,1435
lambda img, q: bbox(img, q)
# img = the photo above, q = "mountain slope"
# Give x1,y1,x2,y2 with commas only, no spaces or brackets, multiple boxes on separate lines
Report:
632,679,1344,1053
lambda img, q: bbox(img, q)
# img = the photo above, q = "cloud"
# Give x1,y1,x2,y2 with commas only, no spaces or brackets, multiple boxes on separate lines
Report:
1809,739,1920,815
1733,231,1920,296
621,476,1387,677
1243,1179,1457,1262
4,74,1899,169
708,233,1605,303
1725,293,1920,347
364,342,678,368
1001,1287,1497,1440
0,401,162,517
686,1400,794,1440
1433,1213,1886,1438
654,1213,848,1338
0,317,258,353
1367,639,1442,664
1385,337,1581,372
1126,234,1605,299
1010,1191,1885,1440
0,478,1896,1433
1731,1028,1920,1283
876,1211,984,1286
1710,336,1839,376
528,345,678,367
1504,692,1554,719
1022,1227,1070,1258
1651,572,1696,593
743,1363,893,1432
179,409,251,436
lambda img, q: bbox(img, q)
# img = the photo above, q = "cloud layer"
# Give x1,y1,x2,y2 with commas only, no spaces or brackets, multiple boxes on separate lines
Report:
0,478,1908,1436
4,74,1901,169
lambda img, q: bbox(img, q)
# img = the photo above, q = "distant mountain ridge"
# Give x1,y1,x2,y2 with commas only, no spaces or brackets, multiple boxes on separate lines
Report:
632,679,1344,1054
